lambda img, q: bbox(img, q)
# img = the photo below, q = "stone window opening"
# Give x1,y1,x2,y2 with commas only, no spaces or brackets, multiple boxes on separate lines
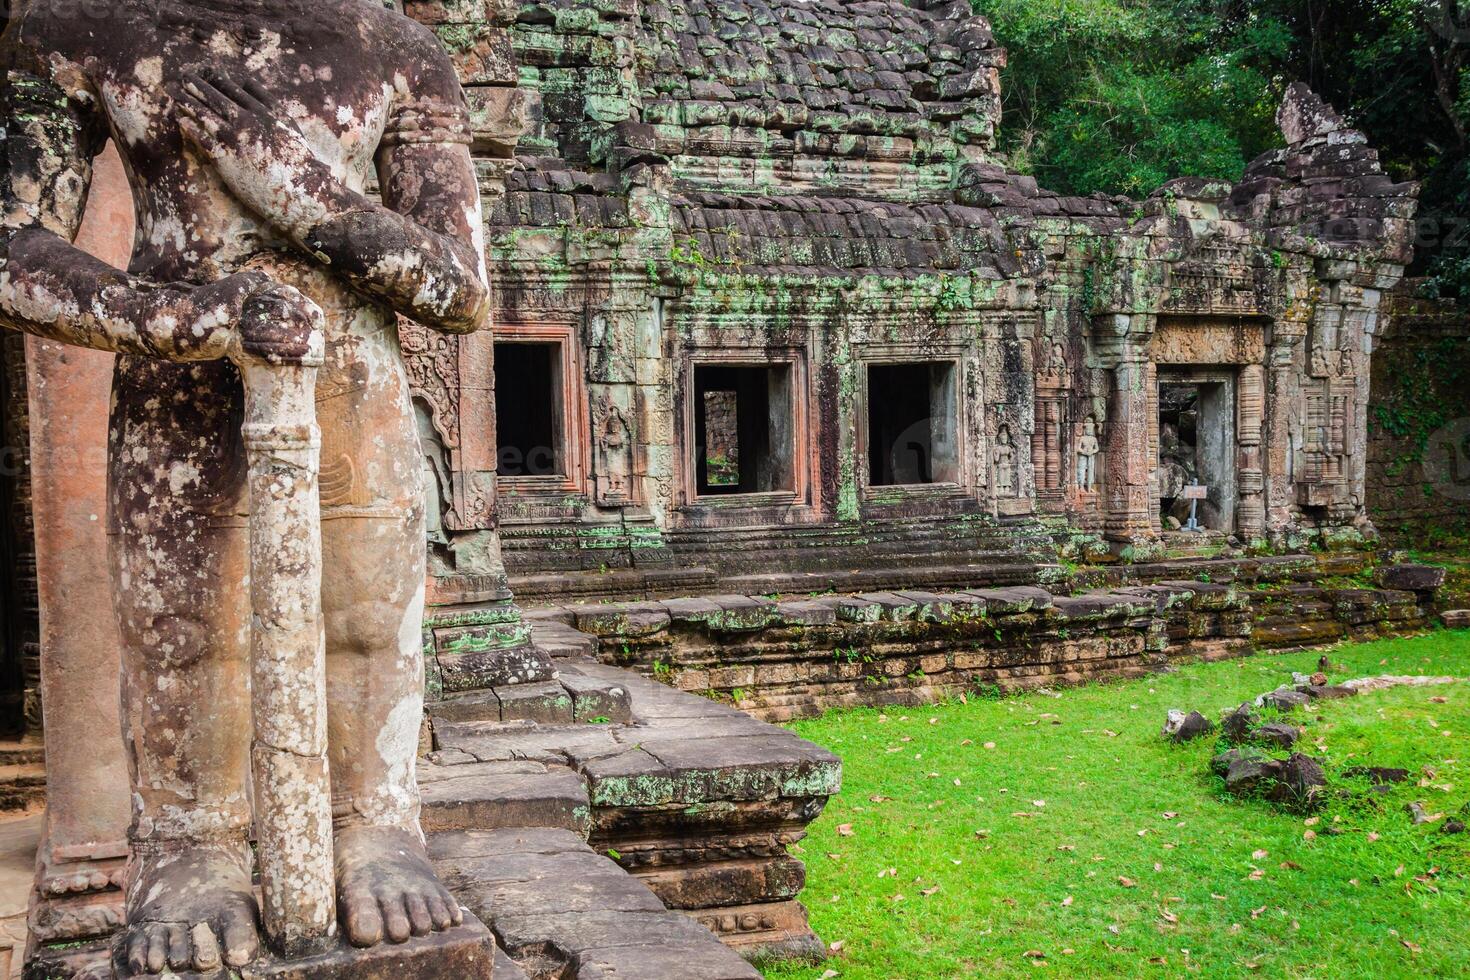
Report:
692,364,795,496
866,361,960,487
496,341,564,478
1157,373,1236,532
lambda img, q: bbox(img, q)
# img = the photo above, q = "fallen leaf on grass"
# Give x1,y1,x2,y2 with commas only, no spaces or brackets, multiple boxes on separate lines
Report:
1118,876,1137,888
1402,940,1422,954
1160,909,1179,924
1248,869,1265,880
836,824,854,837
1252,849,1269,860
1061,895,1073,907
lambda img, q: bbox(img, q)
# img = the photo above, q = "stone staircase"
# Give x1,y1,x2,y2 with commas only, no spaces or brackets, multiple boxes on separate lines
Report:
420,632,840,978
0,741,46,812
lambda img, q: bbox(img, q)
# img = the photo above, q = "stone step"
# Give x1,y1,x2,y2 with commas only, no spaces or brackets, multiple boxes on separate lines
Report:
0,762,46,811
436,630,555,694
0,739,45,767
432,673,633,727
418,760,591,838
427,828,759,980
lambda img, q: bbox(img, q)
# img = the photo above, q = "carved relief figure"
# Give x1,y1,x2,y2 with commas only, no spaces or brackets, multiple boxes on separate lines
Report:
993,423,1017,497
1077,415,1101,491
0,0,490,971
594,390,632,504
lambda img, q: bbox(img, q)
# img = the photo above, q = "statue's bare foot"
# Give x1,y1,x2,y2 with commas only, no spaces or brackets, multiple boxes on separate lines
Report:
123,841,259,974
336,825,463,947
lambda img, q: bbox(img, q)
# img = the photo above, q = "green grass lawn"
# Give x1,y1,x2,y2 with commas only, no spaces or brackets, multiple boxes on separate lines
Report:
764,631,1470,979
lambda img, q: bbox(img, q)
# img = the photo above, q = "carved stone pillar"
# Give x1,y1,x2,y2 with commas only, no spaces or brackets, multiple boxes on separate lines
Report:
1236,363,1266,541
25,145,131,965
1263,320,1305,537
1095,315,1156,545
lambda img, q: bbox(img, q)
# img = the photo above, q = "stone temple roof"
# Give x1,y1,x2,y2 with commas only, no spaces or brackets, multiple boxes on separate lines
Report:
489,2,1418,275
637,0,1003,146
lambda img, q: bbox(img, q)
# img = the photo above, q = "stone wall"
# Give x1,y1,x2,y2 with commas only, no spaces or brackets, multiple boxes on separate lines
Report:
542,553,1442,721
1368,282,1470,542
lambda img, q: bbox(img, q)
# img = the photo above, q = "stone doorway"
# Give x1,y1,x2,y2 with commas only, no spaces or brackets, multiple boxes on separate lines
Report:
1157,369,1236,533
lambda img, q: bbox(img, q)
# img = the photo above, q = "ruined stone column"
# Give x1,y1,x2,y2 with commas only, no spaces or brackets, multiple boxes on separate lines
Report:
1095,315,1156,546
1236,363,1266,541
233,337,336,957
25,144,132,960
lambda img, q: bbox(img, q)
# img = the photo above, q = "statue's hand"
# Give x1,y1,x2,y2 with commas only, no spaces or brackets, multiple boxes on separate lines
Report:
236,281,326,367
176,72,345,244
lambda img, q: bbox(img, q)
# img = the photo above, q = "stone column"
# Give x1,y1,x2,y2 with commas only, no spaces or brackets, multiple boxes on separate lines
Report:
25,144,131,957
234,341,336,957
1236,363,1266,541
1095,314,1156,546
1263,320,1305,538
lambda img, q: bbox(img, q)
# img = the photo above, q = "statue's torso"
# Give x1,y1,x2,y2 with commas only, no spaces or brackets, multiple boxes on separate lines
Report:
26,0,405,289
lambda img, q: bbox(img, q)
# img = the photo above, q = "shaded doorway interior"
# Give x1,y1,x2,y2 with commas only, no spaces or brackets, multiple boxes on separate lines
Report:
496,341,564,477
693,364,794,496
1158,371,1236,532
867,361,959,487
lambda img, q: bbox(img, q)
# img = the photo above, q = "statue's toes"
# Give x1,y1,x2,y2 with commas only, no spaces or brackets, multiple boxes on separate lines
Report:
190,921,222,972
405,892,433,937
124,923,167,974
343,888,385,948
219,907,259,968
379,890,413,944
165,924,191,971
426,891,456,931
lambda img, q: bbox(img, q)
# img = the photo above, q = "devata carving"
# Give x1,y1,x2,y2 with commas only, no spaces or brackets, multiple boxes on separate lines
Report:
0,0,490,973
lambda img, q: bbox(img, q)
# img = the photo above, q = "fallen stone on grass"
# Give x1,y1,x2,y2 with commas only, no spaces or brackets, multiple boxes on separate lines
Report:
1342,766,1410,786
1212,746,1264,777
1225,755,1285,796
1248,721,1300,750
1299,684,1357,700
1407,801,1441,825
1270,753,1328,810
1338,675,1460,694
1444,609,1470,629
1220,703,1256,743
1162,709,1214,742
1256,687,1311,712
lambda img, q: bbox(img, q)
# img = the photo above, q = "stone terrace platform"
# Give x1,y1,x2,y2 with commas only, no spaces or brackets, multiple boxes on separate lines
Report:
421,655,839,975
521,552,1444,721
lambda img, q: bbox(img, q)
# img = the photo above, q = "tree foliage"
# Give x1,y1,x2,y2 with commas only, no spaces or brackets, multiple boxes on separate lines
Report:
982,1,1470,288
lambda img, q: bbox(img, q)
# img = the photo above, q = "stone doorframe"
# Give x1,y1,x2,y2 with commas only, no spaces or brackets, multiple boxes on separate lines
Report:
1146,315,1264,540
1094,313,1269,545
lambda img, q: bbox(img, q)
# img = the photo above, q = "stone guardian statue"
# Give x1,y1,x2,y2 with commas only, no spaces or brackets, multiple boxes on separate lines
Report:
0,0,491,972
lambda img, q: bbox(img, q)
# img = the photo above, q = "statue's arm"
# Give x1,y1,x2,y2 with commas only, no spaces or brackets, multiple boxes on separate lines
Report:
177,52,490,335
0,53,268,360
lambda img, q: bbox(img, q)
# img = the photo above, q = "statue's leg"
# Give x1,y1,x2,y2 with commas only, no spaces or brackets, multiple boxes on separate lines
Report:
315,334,460,948
108,358,260,974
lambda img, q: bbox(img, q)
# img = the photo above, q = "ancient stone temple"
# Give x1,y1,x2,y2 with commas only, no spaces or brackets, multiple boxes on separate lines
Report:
414,0,1417,628
7,0,1441,979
